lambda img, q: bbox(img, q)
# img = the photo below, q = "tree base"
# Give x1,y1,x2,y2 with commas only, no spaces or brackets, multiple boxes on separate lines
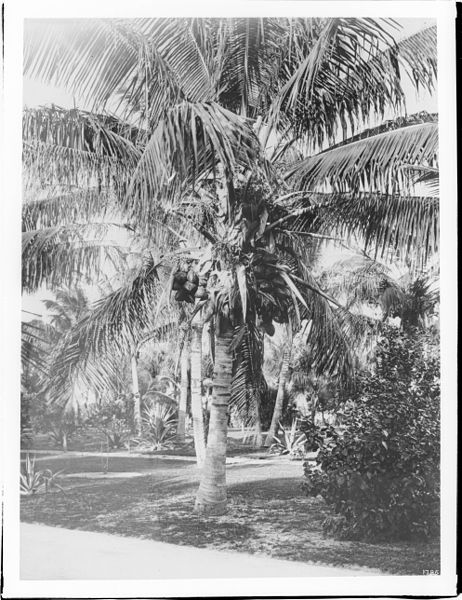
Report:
194,498,227,515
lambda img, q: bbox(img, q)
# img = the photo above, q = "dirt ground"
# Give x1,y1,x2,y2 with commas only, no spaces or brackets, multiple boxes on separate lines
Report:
20,452,440,575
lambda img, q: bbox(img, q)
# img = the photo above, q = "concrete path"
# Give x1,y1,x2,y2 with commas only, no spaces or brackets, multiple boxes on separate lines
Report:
21,523,379,580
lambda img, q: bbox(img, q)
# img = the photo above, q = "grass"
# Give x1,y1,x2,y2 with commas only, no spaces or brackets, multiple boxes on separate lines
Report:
20,454,439,575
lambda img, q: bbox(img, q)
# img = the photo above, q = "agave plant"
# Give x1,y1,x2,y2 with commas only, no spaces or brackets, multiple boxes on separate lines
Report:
142,403,178,451
270,419,307,459
20,454,64,495
20,454,44,495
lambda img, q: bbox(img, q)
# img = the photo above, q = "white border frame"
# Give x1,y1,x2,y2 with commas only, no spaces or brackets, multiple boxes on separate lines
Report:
1,1,457,597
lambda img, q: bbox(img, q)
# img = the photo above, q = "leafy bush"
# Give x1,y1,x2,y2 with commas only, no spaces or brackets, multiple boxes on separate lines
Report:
302,326,440,541
83,396,133,449
141,403,177,451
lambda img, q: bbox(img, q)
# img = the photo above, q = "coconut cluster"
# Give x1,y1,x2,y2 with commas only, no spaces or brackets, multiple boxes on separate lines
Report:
172,267,209,304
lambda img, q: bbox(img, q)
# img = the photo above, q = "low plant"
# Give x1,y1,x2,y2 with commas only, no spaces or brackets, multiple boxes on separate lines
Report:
270,419,307,459
142,403,177,451
20,454,64,496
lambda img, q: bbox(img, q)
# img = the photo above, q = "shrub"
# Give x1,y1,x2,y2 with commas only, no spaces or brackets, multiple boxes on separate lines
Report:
83,396,133,449
302,326,440,541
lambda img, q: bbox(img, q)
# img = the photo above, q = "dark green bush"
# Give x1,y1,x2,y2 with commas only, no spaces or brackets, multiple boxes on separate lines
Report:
302,326,440,541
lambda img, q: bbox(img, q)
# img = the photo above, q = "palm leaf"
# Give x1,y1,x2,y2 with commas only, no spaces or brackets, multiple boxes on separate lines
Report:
22,224,128,293
128,101,260,221
272,21,436,147
287,120,438,193
321,256,406,315
45,254,178,404
230,320,265,427
23,106,141,189
24,19,213,117
22,189,115,230
21,320,50,374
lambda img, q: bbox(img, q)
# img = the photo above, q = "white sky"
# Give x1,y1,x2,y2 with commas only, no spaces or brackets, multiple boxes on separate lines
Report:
23,17,438,114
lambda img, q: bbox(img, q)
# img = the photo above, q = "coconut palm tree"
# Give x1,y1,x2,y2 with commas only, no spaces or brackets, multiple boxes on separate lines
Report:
23,17,438,513
177,332,190,443
321,254,439,330
264,325,293,446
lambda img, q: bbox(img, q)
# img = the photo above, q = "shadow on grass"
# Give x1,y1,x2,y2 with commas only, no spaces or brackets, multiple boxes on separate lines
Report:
21,471,440,575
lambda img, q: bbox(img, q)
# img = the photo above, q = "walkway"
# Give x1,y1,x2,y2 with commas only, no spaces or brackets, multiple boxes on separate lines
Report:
21,523,380,580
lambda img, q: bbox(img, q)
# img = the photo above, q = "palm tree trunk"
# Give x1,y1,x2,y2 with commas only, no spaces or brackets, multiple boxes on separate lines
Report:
311,395,318,424
194,319,233,515
62,430,68,452
191,311,206,467
130,353,142,436
264,331,292,447
177,335,190,443
253,398,263,448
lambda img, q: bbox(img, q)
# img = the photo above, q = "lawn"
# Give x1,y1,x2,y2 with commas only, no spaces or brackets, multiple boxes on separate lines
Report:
20,453,440,575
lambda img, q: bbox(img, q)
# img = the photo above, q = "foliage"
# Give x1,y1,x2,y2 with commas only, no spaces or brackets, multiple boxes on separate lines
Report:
141,403,177,451
20,454,65,496
270,419,307,459
84,397,133,449
22,20,440,411
302,326,440,541
258,385,277,430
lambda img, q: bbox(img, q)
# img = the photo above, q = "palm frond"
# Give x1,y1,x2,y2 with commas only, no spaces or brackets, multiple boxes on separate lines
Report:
23,106,141,189
22,189,115,229
271,19,436,146
321,256,406,315
22,224,127,293
400,164,439,194
24,19,213,117
230,320,265,427
45,255,175,404
287,120,438,193
214,18,285,118
21,320,50,374
128,101,260,221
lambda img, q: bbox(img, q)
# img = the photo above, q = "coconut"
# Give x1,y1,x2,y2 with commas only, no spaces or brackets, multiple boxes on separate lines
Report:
175,289,187,302
263,322,275,336
183,281,198,293
194,286,209,299
187,269,199,285
174,270,187,284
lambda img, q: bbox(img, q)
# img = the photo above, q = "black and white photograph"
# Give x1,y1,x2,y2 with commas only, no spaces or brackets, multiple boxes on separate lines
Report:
1,1,457,598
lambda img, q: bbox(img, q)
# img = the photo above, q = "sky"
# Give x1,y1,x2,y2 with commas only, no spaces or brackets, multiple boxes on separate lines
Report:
21,17,438,320
23,17,438,113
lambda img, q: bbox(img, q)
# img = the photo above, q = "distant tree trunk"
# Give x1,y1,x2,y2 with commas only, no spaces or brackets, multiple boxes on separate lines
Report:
131,353,142,436
253,398,263,448
264,331,293,447
195,318,233,515
311,395,318,425
177,335,190,443
62,430,68,452
191,311,206,467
